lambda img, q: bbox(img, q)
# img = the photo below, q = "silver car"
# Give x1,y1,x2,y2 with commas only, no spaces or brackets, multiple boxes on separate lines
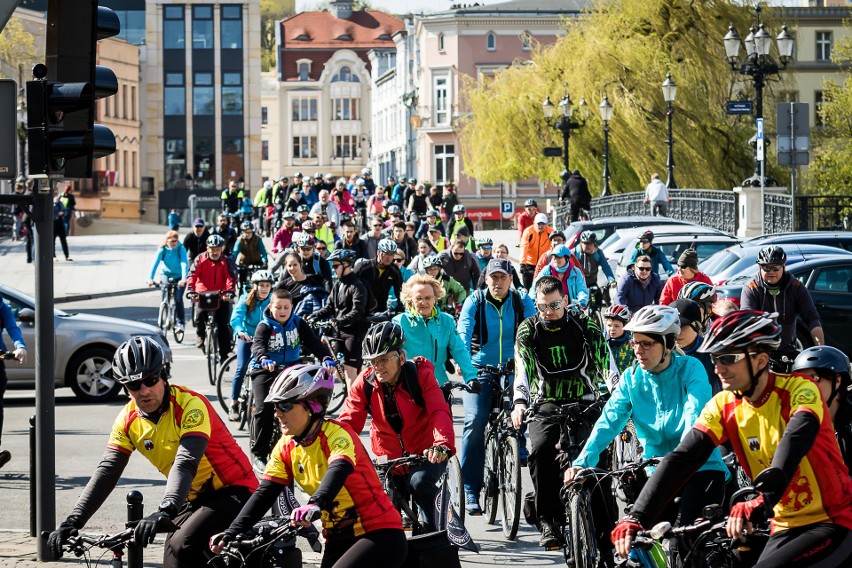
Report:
1,284,171,402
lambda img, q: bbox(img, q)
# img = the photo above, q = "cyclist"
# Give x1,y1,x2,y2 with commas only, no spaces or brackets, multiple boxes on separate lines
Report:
678,280,717,330
187,235,236,361
672,298,720,393
426,225,449,253
534,230,573,278
310,189,341,228
603,304,634,385
510,276,609,549
415,209,445,239
458,258,535,514
183,218,210,265
533,244,590,307
210,363,407,567
660,248,713,305
474,237,494,272
293,233,333,284
628,230,674,277
614,254,663,313
611,310,852,566
338,220,369,260
209,213,238,257
227,270,274,421
440,239,481,293
565,305,728,527
273,251,328,316
147,230,188,332
308,249,370,387
447,204,475,240
516,198,539,243
741,245,824,370
573,231,616,304
792,346,852,475
392,274,477,387
248,288,327,470
47,337,257,567
271,211,297,254
390,221,417,262
0,297,27,469
492,243,523,289
221,179,244,216
354,238,403,318
520,213,553,289
421,254,467,314
233,221,268,284
408,239,435,273
338,322,455,532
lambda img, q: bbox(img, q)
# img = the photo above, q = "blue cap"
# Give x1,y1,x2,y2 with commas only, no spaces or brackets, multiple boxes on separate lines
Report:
551,244,571,258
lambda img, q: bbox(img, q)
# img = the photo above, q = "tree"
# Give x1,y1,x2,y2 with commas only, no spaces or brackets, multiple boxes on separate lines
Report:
261,0,296,73
0,15,39,80
459,0,786,193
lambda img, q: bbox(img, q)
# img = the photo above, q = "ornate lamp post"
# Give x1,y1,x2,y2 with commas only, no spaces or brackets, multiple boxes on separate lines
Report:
661,72,677,190
723,4,795,186
599,95,613,196
542,93,588,179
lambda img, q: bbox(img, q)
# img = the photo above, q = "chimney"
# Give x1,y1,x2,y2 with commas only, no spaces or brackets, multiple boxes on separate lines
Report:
331,0,354,20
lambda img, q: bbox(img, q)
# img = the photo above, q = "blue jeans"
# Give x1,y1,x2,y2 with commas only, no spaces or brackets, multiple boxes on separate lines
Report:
161,284,186,325
230,338,252,402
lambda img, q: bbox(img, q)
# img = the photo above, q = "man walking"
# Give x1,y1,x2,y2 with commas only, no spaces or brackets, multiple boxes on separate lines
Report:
643,173,671,216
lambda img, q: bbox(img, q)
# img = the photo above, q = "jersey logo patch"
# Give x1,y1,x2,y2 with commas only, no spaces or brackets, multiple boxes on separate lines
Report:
331,436,351,453
182,408,205,429
793,389,817,406
748,437,760,451
780,472,814,510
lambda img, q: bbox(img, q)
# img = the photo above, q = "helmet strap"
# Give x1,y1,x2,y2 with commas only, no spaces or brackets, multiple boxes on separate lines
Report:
293,413,324,446
736,352,767,400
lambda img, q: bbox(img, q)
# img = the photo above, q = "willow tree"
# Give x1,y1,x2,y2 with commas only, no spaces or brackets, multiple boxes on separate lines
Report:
460,0,783,193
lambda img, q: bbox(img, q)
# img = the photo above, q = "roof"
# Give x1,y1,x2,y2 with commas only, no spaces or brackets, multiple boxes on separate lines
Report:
282,10,404,49
440,0,595,15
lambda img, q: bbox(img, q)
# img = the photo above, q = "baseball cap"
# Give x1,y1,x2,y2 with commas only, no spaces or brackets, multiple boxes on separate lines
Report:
534,213,548,225
551,244,571,258
671,298,702,326
486,258,511,275
193,218,205,227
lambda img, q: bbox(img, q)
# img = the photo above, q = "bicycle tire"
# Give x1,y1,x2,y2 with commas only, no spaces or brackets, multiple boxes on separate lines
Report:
570,488,598,568
446,454,465,526
500,435,522,540
240,384,253,432
325,370,347,416
216,354,238,414
482,430,499,525
157,302,168,330
206,325,218,386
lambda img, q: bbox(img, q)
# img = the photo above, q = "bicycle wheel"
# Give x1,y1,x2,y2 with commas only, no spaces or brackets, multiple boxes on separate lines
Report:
206,326,218,386
157,301,168,330
569,488,598,568
216,354,238,414
240,383,253,431
324,370,347,416
446,454,465,525
482,430,499,525
170,299,184,343
500,435,522,540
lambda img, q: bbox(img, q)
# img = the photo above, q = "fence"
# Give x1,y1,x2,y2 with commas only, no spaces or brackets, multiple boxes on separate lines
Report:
0,204,14,241
763,193,793,234
795,195,852,232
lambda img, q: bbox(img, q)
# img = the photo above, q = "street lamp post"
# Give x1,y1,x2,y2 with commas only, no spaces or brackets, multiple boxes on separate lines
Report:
16,91,26,183
599,95,613,196
542,93,588,196
661,73,677,190
723,4,795,187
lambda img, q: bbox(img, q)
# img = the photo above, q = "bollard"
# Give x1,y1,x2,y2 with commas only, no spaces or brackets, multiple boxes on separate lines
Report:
126,490,144,568
29,415,36,537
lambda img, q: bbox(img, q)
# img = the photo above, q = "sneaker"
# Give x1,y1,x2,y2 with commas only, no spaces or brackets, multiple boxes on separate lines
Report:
228,405,240,422
176,322,185,332
0,450,10,469
195,337,204,350
465,491,482,516
251,454,267,474
539,520,561,550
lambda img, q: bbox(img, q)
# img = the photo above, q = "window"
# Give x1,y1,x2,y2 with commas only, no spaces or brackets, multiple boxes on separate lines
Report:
122,84,128,119
434,144,455,186
816,31,832,62
222,137,244,181
816,90,825,126
194,137,216,189
293,136,317,159
521,31,532,51
812,266,852,292
298,62,310,81
332,66,359,82
291,98,318,121
334,135,360,158
262,140,269,161
131,151,137,187
193,72,214,116
262,106,268,125
122,150,129,186
438,33,445,52
336,34,353,41
434,76,449,125
332,98,359,120
221,5,242,49
376,51,396,76
131,86,137,120
192,5,213,49
164,138,186,189
163,5,185,50
164,72,185,116
486,32,496,51
222,72,242,115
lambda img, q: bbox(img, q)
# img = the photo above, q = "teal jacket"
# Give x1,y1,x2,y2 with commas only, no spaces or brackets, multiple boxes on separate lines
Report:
392,308,477,386
149,243,188,281
573,352,728,478
229,292,271,337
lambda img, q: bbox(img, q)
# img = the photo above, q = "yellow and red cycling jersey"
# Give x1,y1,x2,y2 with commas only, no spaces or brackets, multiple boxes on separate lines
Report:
108,384,257,499
264,418,401,541
695,373,852,533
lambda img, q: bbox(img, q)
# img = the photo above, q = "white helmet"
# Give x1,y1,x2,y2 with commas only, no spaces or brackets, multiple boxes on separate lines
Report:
355,178,366,186
624,305,681,339
251,270,275,284
263,180,272,189
362,168,372,176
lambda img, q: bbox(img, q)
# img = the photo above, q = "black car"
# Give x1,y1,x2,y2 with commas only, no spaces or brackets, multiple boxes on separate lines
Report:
744,231,852,252
563,216,694,248
715,254,852,356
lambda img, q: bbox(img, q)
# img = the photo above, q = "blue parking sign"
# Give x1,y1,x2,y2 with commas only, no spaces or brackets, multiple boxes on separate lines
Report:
501,201,514,220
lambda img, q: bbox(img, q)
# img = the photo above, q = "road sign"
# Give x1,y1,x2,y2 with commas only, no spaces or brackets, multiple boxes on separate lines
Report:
501,200,514,220
776,102,810,166
543,147,562,157
756,118,764,139
756,118,764,161
726,101,754,115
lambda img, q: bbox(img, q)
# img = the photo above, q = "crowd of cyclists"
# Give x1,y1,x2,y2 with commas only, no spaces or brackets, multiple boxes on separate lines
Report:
43,171,852,568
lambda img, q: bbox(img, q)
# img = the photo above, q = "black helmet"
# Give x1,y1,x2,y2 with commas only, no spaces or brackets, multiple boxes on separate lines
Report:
756,245,786,266
113,336,170,384
362,322,405,360
793,346,852,406
524,199,538,208
549,230,565,242
327,248,356,265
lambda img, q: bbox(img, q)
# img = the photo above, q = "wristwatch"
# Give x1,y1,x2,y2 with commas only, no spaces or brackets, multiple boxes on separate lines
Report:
158,500,179,518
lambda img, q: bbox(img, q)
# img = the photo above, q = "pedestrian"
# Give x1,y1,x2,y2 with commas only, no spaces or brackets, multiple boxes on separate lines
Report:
643,173,671,216
0,299,28,469
11,181,25,242
167,208,181,231
59,185,76,236
519,213,553,289
53,191,72,261
441,183,459,219
560,170,591,222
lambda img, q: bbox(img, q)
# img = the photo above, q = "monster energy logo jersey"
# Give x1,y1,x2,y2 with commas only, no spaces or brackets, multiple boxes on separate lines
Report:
513,313,608,405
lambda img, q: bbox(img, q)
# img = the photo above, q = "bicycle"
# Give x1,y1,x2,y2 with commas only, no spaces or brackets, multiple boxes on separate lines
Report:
156,277,185,344
478,361,523,540
307,319,349,415
439,380,477,526
216,516,307,568
187,290,232,386
216,339,252,428
375,453,449,537
237,263,265,295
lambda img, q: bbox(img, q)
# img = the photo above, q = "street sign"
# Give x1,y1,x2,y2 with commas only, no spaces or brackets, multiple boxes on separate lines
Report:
543,147,562,157
727,101,754,115
501,200,514,220
0,79,17,180
776,102,810,166
756,118,764,161
756,118,764,139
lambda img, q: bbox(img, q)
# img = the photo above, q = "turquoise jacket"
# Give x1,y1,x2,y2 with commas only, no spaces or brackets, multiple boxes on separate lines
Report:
392,308,477,386
229,292,271,337
533,263,590,307
149,243,188,281
573,352,728,478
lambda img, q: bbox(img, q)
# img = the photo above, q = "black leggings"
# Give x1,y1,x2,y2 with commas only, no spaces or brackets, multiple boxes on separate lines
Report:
250,369,277,458
755,523,852,568
321,528,407,568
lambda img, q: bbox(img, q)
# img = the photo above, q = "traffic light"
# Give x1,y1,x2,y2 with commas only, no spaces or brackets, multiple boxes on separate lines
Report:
27,0,119,178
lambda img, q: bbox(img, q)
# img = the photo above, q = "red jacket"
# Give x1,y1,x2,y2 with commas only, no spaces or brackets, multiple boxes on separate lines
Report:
659,271,713,305
187,253,235,293
516,209,537,241
338,357,455,459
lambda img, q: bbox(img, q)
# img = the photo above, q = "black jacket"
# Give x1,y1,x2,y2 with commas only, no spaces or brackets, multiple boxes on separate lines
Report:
354,259,402,313
209,225,238,256
183,229,211,263
561,173,591,203
313,272,369,332
740,271,822,351
338,236,369,260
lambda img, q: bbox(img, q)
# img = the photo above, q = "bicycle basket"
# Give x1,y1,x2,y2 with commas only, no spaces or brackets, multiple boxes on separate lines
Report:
198,291,220,311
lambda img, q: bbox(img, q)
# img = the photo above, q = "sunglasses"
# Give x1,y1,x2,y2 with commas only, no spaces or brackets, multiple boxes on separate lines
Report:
300,246,314,251
332,263,343,270
536,300,564,312
394,258,405,263
274,401,296,413
636,266,652,272
480,246,492,250
760,264,782,272
639,240,651,244
711,353,752,366
125,375,160,391
369,352,399,367
316,246,327,251
629,339,658,351
452,252,464,257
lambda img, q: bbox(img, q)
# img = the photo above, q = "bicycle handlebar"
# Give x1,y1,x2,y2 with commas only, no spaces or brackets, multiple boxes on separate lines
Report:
0,351,19,361
373,454,428,474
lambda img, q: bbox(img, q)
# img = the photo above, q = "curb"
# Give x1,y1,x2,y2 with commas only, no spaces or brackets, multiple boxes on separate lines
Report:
55,287,152,305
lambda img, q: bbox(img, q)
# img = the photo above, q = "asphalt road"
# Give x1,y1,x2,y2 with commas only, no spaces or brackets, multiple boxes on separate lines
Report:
1,290,564,566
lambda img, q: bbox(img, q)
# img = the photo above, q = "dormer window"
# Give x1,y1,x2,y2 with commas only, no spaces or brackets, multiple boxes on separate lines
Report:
378,33,392,40
295,34,311,41
336,34,353,41
332,66,360,82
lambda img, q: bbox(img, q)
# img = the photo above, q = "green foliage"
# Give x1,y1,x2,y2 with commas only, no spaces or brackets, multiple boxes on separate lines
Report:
460,0,784,193
261,0,296,72
0,16,38,78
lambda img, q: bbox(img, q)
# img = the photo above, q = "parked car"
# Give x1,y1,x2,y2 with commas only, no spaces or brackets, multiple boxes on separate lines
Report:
700,243,852,285
714,254,852,356
1,284,171,402
562,216,695,249
744,231,852,252
614,233,742,283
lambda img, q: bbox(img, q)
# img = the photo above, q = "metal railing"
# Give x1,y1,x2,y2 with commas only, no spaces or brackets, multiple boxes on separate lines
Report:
0,204,14,241
795,195,852,232
764,193,793,234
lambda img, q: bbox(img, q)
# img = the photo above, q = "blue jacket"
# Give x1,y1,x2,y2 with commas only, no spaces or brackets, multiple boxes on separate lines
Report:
629,244,674,276
229,292,271,337
573,352,728,479
392,308,477,386
149,243,189,281
458,289,535,368
52,200,66,221
249,309,324,370
533,264,590,307
167,212,181,228
614,270,663,313
0,301,26,353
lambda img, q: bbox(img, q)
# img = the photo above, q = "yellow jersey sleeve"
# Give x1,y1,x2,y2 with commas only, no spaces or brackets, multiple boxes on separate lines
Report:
177,396,212,440
694,392,729,445
107,405,137,454
263,437,293,485
787,378,824,422
326,423,358,467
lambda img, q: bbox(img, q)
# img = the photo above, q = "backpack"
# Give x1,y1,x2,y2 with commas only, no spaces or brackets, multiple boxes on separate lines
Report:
362,359,426,417
470,289,526,350
353,258,380,314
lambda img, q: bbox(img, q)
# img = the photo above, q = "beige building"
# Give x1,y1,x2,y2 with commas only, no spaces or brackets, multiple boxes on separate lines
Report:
260,70,281,183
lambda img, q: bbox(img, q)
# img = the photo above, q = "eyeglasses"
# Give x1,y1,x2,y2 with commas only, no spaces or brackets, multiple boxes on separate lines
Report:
369,352,399,367
629,339,658,351
125,375,161,392
274,401,296,413
536,300,564,312
711,353,752,366
760,264,782,272
636,266,652,272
